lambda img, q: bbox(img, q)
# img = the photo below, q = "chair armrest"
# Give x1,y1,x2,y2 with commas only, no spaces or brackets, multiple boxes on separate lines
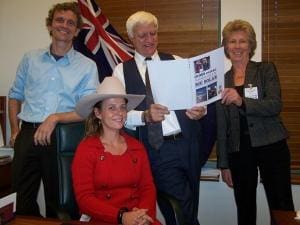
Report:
157,191,187,225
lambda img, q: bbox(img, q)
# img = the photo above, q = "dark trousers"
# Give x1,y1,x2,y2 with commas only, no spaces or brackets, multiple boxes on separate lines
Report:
228,138,294,225
11,124,59,217
146,138,201,225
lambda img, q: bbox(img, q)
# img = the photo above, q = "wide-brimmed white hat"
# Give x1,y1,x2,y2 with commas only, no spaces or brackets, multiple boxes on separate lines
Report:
76,76,145,118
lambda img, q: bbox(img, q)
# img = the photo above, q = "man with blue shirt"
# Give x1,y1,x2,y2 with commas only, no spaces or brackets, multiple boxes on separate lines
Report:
8,2,99,217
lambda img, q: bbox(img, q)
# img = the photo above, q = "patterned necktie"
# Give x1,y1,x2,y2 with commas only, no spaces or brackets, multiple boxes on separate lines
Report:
145,57,164,150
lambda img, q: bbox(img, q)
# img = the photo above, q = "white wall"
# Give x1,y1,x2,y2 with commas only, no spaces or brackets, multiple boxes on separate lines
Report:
221,0,262,70
0,0,66,96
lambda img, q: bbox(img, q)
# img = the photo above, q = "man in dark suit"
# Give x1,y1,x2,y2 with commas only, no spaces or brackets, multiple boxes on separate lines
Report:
113,11,207,225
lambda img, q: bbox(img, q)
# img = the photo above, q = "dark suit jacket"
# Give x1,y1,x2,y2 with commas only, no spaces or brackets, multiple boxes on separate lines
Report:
216,61,289,168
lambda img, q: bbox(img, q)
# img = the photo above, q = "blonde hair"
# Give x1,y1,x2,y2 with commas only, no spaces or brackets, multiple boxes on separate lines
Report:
126,11,158,38
222,19,257,59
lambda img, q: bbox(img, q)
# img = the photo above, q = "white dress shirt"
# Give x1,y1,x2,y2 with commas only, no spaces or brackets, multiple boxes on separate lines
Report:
113,50,181,136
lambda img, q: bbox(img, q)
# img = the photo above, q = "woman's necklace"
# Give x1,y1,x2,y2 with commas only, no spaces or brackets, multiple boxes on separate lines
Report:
234,71,245,86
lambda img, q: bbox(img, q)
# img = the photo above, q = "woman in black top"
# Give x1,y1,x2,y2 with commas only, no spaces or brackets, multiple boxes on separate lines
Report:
216,19,294,225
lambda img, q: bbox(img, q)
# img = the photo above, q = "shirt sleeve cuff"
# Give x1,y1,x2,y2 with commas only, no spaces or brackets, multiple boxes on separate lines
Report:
125,110,145,130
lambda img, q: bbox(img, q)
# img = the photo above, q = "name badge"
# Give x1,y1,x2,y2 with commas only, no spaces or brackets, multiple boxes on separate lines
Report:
244,85,258,99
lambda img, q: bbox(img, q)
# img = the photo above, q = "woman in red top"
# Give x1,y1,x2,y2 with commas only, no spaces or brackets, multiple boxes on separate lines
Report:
72,77,161,225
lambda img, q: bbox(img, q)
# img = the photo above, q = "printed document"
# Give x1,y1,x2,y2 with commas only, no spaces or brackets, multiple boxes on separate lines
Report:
147,47,225,110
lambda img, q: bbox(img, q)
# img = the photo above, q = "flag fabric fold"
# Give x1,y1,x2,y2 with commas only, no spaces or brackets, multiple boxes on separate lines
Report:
74,0,134,81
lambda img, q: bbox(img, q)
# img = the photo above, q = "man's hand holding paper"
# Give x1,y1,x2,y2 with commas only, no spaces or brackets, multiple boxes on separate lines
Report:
144,104,170,123
186,105,207,120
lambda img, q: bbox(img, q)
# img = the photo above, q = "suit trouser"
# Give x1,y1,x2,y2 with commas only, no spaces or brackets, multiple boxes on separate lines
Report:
146,138,201,225
11,124,59,217
228,137,294,225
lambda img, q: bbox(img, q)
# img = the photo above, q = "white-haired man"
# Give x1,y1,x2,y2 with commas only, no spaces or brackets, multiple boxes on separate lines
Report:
113,11,207,225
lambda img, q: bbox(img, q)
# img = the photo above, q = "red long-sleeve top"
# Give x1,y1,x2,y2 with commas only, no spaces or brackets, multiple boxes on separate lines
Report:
72,132,161,225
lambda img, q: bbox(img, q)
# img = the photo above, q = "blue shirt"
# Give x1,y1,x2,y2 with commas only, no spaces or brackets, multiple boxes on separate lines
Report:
8,46,99,123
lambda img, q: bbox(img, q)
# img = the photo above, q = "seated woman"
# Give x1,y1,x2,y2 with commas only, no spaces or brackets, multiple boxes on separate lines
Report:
72,77,161,225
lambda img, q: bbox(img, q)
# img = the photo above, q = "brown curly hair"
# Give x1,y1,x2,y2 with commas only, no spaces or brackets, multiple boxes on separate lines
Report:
46,2,82,33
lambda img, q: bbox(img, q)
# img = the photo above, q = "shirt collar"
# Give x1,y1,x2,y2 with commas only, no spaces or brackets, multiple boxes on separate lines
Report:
43,45,75,64
134,50,159,63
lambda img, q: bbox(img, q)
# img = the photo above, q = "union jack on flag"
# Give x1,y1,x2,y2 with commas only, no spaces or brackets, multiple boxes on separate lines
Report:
74,0,134,81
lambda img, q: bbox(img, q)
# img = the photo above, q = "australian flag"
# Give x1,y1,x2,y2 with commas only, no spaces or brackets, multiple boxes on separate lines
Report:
74,0,134,82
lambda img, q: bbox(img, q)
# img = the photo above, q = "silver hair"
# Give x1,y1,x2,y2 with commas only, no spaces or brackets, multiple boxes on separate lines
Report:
126,11,158,38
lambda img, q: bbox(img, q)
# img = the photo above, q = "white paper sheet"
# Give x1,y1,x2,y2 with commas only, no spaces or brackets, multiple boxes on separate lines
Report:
147,47,225,110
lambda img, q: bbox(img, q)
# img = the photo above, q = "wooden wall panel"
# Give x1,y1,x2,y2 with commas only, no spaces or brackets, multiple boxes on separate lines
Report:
96,0,219,57
263,0,300,173
94,0,300,173
94,0,219,161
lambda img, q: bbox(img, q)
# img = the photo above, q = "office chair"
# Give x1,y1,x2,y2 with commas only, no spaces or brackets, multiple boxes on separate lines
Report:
51,122,85,221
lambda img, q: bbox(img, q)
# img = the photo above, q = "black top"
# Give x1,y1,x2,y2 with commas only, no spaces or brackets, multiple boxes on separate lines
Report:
234,85,250,144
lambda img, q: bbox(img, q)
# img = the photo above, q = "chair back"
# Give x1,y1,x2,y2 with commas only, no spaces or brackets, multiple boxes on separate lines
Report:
55,122,85,220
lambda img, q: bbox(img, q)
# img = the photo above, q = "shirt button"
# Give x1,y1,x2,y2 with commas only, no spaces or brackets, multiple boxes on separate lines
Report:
100,155,105,160
106,194,111,199
51,77,55,81
132,158,137,163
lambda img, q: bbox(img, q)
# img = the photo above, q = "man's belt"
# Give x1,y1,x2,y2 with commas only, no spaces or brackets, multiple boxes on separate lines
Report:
163,132,183,141
21,121,42,129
